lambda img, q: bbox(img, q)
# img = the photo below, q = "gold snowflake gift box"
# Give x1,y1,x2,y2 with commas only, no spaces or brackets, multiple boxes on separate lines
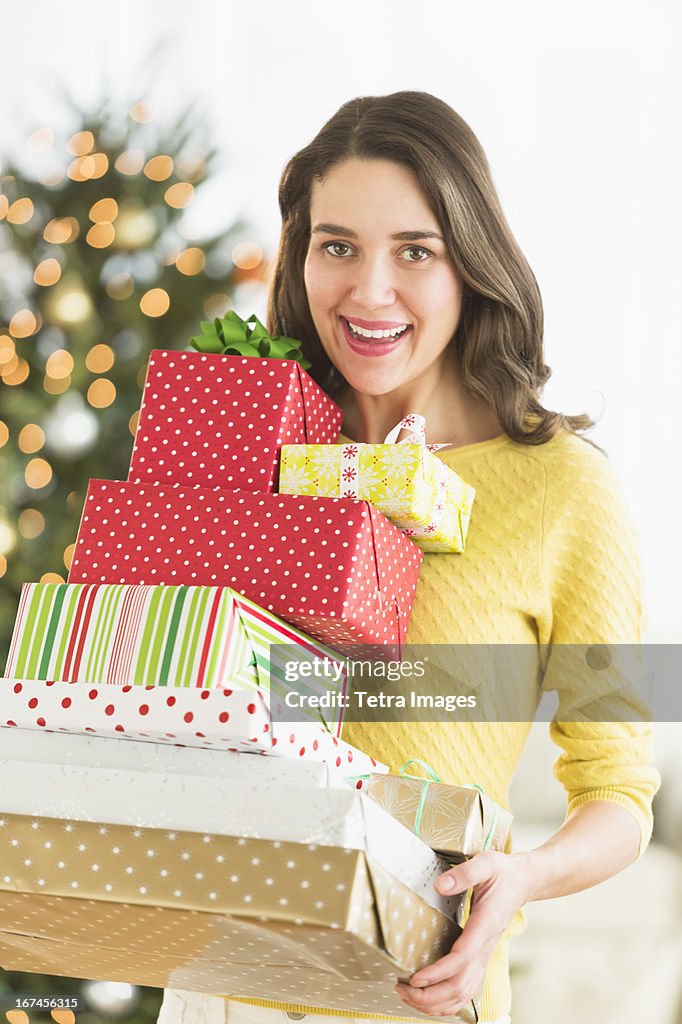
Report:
365,761,513,859
0,755,479,1024
279,414,476,553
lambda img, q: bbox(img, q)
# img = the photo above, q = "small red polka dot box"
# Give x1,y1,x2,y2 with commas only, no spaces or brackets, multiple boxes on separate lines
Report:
68,480,424,651
127,351,344,491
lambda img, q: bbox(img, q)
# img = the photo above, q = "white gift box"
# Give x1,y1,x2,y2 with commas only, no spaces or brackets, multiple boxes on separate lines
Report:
0,728,360,785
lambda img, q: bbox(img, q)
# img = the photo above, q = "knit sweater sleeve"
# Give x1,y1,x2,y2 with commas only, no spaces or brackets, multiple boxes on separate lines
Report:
538,435,660,856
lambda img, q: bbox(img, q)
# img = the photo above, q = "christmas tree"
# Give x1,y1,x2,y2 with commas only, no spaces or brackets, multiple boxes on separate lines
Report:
0,97,267,1017
0,97,264,669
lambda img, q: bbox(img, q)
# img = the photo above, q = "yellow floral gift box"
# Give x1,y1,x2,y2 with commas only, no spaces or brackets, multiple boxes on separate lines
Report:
279,414,475,553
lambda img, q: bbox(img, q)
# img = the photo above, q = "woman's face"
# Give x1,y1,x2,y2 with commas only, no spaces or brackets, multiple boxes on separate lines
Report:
304,158,463,397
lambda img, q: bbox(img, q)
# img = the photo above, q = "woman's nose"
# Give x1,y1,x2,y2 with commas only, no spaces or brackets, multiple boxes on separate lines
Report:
348,257,397,310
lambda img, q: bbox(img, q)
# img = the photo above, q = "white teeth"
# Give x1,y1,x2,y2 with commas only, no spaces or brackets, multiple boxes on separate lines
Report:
347,320,409,340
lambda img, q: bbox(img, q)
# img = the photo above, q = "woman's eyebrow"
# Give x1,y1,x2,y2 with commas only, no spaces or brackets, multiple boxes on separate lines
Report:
311,222,444,242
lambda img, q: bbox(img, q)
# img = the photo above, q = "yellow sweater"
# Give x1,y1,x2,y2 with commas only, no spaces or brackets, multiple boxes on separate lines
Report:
341,428,660,1022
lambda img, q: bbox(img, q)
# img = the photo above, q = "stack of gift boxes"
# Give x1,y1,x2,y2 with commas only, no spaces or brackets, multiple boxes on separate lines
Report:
0,340,496,1023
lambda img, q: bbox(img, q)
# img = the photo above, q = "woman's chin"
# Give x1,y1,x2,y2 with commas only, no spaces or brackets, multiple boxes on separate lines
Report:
337,365,403,397
330,347,410,397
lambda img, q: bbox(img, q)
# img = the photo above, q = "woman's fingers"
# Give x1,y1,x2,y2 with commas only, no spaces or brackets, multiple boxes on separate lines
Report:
434,850,498,895
394,851,530,1014
395,911,488,1014
395,963,483,1016
406,944,476,988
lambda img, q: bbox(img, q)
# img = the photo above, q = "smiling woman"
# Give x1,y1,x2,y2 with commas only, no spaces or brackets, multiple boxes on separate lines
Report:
268,92,593,451
158,91,659,1024
302,159,466,437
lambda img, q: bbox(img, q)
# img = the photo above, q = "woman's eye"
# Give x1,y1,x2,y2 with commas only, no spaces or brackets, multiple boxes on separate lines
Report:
322,242,353,257
402,246,432,262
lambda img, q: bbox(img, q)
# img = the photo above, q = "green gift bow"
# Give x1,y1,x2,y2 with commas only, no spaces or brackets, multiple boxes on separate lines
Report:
189,310,312,369
398,759,497,851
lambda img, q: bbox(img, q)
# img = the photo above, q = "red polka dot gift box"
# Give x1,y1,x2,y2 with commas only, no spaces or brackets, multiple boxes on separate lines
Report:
68,480,424,651
127,351,344,491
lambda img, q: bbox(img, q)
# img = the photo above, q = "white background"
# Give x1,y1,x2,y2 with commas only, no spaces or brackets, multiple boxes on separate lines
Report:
1,0,680,640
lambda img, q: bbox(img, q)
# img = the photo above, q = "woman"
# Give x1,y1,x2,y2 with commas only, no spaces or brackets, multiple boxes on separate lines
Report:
159,91,659,1024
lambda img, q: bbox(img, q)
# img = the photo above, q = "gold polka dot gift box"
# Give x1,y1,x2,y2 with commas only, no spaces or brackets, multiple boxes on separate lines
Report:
0,774,478,1023
128,351,343,492
1,580,385,774
67,481,424,651
279,415,476,553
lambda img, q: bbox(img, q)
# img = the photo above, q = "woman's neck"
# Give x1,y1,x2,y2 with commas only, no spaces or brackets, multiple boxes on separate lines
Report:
338,362,503,447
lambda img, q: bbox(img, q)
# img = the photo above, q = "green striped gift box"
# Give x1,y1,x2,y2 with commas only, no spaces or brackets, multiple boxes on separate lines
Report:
4,583,346,735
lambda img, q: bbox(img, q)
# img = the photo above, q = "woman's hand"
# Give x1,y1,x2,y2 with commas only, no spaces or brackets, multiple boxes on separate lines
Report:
395,850,531,1018
396,802,644,1016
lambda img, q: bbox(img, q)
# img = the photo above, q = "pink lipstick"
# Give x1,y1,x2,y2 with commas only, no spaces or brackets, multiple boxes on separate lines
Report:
340,316,412,358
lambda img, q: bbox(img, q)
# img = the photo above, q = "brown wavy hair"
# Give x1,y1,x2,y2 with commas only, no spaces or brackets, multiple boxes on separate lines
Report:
268,90,594,445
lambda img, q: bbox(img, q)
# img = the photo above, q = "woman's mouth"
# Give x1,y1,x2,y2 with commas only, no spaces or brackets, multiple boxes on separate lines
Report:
340,316,412,357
